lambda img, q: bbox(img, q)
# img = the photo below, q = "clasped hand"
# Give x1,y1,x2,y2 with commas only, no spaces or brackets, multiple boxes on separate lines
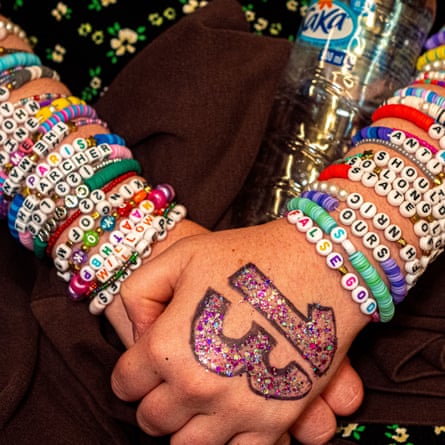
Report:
111,220,364,445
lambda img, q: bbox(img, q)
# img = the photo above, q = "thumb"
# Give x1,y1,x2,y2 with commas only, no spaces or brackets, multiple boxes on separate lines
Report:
119,239,191,340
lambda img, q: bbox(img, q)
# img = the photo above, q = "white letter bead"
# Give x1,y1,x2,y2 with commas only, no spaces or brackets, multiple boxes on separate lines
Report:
419,236,433,251
330,226,347,243
295,216,313,232
405,259,422,275
360,298,377,315
326,252,344,269
374,151,390,166
400,244,417,261
339,208,356,225
170,204,187,221
287,209,303,224
384,224,402,242
432,203,445,219
413,220,430,236
387,190,404,206
373,244,390,262
341,272,359,291
96,200,112,216
351,286,369,303
135,239,151,257
379,168,396,183
361,172,378,187
359,202,377,218
374,180,392,197
79,265,95,282
315,239,333,256
55,243,72,260
306,226,323,243
416,201,431,218
79,215,95,231
348,166,363,181
351,220,368,237
429,123,445,140
53,257,69,272
399,201,416,218
346,192,363,209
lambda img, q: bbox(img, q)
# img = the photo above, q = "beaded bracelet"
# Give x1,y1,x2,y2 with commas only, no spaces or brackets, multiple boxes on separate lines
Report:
0,52,41,72
425,29,445,50
352,125,439,155
305,181,426,275
287,197,394,321
287,209,379,320
300,189,409,303
414,79,445,89
0,19,28,43
416,45,445,72
353,138,440,183
32,171,138,258
372,104,445,149
383,95,445,125
318,152,441,268
0,65,60,91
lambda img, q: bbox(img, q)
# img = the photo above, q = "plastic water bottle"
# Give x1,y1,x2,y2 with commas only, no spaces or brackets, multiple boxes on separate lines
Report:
232,0,435,227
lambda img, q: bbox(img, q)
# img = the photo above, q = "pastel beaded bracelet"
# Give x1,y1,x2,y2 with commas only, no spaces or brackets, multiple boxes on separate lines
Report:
287,197,394,321
287,209,379,321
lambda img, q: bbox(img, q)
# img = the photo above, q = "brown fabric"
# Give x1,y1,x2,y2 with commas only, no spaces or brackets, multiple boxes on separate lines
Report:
0,1,290,443
0,1,444,444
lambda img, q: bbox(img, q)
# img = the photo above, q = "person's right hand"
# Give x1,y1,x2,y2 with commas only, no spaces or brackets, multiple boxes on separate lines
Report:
112,219,368,445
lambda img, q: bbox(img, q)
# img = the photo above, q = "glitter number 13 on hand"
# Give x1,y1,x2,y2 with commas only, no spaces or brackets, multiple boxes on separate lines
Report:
191,263,337,400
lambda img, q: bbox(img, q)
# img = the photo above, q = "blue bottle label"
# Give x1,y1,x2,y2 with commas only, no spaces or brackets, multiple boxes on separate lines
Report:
299,0,357,49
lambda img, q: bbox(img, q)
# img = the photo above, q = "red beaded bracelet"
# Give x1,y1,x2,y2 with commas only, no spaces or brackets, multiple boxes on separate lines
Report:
372,104,435,132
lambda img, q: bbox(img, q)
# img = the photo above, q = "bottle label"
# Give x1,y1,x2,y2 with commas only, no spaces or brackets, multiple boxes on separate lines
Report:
299,0,357,48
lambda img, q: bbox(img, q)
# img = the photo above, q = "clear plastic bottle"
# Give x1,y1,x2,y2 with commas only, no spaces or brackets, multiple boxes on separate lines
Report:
232,0,435,227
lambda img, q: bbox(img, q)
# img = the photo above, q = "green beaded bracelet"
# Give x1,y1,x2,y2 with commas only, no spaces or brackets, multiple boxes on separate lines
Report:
350,251,395,322
84,158,142,191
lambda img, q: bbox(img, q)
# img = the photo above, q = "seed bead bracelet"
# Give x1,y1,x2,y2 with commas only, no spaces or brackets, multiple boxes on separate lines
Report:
0,65,60,91
297,191,408,302
287,197,394,321
352,125,439,155
0,19,28,44
287,209,379,321
414,79,445,89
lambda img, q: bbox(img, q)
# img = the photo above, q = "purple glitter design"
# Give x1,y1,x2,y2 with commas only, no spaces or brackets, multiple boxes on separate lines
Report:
230,263,337,376
191,289,312,399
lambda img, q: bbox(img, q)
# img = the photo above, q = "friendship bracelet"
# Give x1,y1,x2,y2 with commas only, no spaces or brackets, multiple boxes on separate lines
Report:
305,181,425,275
36,171,138,257
0,19,28,43
0,52,41,72
353,139,439,183
394,87,445,107
352,125,439,155
425,29,445,50
383,96,445,125
299,190,408,303
372,104,435,130
287,197,395,321
287,209,379,320
417,45,445,72
0,65,60,91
